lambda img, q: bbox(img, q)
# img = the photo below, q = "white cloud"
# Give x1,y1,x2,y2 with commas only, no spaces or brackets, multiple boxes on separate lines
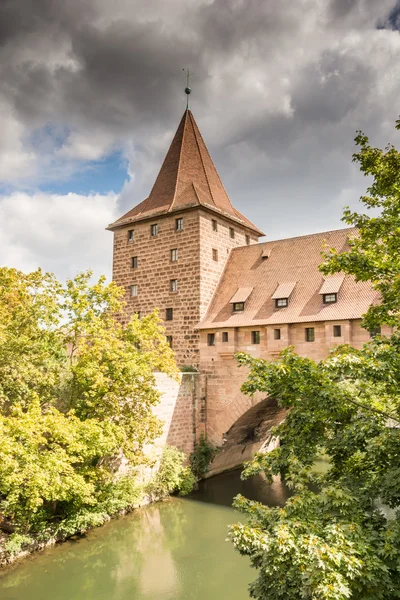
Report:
0,191,119,281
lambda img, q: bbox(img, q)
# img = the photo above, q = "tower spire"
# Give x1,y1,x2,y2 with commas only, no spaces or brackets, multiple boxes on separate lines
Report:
183,68,192,109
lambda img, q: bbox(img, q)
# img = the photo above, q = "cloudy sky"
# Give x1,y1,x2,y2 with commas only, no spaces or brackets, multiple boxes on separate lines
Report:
0,0,399,281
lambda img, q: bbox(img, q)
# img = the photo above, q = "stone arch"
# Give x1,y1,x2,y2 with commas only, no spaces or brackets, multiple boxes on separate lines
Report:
207,396,287,477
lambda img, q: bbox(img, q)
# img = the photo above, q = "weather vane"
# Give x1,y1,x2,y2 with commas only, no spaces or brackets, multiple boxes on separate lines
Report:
183,68,193,109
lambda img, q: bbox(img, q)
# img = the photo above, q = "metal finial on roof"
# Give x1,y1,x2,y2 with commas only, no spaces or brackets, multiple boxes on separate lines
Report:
183,68,192,109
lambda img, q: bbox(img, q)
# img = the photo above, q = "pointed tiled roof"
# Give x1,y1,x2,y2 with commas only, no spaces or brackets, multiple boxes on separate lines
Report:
107,110,264,235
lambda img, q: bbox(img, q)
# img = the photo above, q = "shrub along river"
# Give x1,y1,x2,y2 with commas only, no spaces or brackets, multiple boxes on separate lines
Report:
0,469,290,600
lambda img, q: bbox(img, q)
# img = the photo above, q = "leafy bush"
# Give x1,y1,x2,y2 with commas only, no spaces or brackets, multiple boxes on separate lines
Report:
189,434,216,479
0,267,178,539
148,446,195,497
4,534,32,556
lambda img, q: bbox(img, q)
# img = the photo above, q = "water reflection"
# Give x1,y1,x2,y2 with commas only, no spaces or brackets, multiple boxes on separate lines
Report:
0,470,290,600
191,468,291,507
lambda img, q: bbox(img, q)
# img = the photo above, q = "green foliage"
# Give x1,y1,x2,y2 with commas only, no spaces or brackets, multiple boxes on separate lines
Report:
0,267,178,542
230,120,400,599
147,446,195,498
320,119,400,332
180,365,199,373
189,434,216,479
3,534,33,557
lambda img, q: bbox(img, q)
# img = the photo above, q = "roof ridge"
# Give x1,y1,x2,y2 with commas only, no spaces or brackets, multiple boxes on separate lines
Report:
242,226,357,248
188,111,216,207
190,110,234,210
169,110,189,212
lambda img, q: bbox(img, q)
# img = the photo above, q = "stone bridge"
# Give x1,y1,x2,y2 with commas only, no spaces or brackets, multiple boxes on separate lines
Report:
153,371,286,474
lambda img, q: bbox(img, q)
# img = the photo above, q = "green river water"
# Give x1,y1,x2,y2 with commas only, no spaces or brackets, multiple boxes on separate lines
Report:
0,470,290,600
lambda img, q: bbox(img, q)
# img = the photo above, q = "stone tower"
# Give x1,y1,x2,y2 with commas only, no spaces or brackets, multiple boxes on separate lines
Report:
107,109,264,367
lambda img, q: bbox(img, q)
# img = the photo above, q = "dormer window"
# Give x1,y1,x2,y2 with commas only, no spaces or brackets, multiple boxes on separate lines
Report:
230,287,253,313
323,293,337,304
272,282,296,309
319,276,344,304
233,302,244,312
275,298,288,308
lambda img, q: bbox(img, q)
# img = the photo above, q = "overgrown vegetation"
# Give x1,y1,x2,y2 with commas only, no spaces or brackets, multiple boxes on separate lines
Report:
189,434,216,479
148,446,196,498
229,119,400,599
0,268,185,559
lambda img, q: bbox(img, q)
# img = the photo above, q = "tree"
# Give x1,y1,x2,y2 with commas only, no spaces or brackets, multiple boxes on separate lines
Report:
229,120,400,599
0,268,177,533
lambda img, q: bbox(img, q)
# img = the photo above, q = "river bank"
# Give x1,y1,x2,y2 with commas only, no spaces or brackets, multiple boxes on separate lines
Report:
0,469,290,600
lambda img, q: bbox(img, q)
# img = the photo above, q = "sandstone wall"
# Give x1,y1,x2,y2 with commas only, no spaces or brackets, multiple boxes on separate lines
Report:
199,320,393,444
151,372,206,456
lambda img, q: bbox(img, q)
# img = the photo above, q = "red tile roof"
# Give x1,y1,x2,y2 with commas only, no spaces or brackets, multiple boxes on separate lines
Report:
199,227,379,329
107,110,264,235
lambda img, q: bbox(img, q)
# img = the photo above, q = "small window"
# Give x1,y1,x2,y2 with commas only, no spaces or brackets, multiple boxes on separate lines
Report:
166,308,173,321
222,332,228,343
212,248,218,261
170,279,178,292
170,248,178,262
131,256,138,269
175,218,183,231
305,327,315,342
207,333,215,346
128,229,135,242
229,227,235,239
252,331,260,344
131,284,138,297
166,336,173,348
370,326,381,339
212,219,218,231
246,235,250,245
233,302,244,312
323,293,337,304
135,311,141,319
151,223,158,237
333,325,342,337
275,298,288,308
274,328,281,340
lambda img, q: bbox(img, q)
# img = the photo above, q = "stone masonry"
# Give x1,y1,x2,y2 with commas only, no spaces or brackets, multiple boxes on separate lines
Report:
109,108,383,455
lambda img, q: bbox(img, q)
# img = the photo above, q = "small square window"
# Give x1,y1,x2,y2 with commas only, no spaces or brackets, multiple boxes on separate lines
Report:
171,248,178,262
275,298,288,308
131,284,138,297
252,331,260,344
229,227,235,239
170,279,178,292
151,223,158,237
370,326,381,339
212,248,218,261
222,331,228,342
305,327,315,342
323,293,337,304
207,333,215,346
132,256,138,269
274,328,281,340
233,302,244,312
175,218,183,231
333,325,342,337
166,335,173,348
166,308,173,321
246,235,250,245
128,229,135,242
212,219,218,231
